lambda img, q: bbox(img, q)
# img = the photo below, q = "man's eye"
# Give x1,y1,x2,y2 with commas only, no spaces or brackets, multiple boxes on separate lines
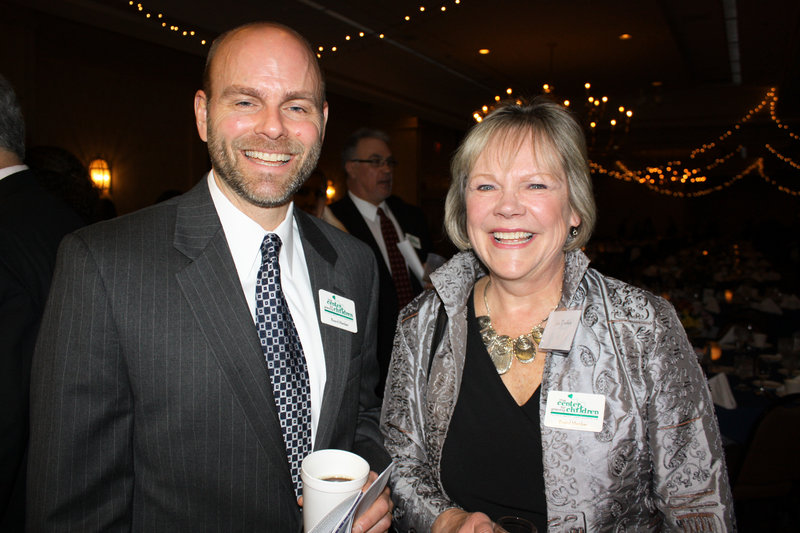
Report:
288,105,307,113
235,101,254,107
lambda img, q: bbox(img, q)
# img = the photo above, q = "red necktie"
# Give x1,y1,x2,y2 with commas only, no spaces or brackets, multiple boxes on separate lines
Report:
377,207,415,309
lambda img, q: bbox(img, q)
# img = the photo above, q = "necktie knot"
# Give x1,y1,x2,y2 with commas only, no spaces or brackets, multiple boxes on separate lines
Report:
261,233,283,269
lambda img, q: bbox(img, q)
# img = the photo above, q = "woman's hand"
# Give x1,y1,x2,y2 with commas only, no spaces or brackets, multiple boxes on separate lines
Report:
432,508,505,533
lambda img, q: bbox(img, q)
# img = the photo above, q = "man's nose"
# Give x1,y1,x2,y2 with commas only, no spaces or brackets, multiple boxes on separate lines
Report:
253,106,288,139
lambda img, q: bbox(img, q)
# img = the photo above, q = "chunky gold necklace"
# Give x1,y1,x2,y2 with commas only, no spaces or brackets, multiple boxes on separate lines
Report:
477,279,559,375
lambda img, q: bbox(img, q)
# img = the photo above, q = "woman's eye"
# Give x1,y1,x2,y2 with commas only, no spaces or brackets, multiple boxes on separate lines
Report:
527,183,546,190
476,184,495,191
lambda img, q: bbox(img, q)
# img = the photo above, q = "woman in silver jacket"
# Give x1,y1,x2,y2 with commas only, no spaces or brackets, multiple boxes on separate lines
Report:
380,98,734,532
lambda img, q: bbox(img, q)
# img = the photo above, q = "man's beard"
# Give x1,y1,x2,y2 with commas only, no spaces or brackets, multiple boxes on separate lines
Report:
207,131,322,208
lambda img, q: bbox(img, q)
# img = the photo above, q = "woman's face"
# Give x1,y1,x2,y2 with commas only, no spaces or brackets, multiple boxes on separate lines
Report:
465,134,580,285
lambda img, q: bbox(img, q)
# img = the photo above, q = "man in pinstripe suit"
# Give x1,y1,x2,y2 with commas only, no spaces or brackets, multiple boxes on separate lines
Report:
27,22,392,532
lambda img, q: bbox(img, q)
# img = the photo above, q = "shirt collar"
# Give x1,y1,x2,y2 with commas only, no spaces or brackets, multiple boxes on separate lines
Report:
207,170,297,279
348,190,387,223
0,164,28,181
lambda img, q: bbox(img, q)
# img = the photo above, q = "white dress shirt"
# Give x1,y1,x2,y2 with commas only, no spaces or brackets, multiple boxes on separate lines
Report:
208,171,326,444
348,191,406,271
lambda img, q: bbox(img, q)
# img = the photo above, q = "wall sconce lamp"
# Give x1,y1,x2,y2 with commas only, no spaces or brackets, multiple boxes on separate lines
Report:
88,158,111,194
325,179,336,203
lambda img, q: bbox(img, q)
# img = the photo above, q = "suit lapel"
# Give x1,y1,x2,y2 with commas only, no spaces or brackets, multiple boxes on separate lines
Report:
332,197,393,279
295,211,352,450
172,181,290,478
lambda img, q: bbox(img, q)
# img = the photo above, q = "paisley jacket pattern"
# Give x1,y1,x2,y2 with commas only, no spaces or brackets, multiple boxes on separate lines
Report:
380,250,735,532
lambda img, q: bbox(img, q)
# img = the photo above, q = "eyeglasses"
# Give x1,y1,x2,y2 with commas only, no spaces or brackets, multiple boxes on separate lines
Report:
349,157,398,169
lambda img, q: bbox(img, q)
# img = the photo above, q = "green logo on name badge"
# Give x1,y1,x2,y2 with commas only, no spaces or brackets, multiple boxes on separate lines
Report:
554,396,600,419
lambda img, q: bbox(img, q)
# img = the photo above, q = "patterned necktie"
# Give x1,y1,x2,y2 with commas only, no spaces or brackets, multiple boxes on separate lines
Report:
377,207,415,309
255,234,311,498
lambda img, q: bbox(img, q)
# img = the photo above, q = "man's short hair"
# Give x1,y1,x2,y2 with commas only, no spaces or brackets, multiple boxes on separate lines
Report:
341,128,391,168
0,74,26,159
202,21,326,107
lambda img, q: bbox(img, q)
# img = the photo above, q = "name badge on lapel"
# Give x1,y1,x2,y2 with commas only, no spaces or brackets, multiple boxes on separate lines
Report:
539,309,581,352
318,290,357,333
544,390,606,432
405,233,421,250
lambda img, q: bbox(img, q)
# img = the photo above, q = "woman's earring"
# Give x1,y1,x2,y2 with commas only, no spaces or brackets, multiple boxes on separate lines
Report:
570,227,578,237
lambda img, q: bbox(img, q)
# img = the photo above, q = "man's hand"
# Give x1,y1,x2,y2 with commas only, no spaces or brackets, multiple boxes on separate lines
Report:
351,470,393,533
432,508,505,533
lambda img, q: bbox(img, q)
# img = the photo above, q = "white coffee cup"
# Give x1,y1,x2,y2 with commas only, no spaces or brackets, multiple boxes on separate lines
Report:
301,449,369,532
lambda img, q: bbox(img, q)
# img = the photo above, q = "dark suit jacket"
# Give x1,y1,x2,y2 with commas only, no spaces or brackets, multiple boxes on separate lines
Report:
27,179,388,532
0,169,84,532
329,195,432,396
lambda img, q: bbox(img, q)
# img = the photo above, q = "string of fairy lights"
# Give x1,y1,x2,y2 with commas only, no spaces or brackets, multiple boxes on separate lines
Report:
590,87,800,197
123,1,466,53
122,2,797,197
312,1,464,58
125,1,209,45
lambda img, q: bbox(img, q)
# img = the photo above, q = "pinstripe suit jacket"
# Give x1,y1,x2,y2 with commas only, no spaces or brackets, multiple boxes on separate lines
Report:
27,179,388,532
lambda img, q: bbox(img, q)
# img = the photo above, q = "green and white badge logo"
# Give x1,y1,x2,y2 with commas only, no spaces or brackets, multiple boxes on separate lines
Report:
551,393,601,419
324,295,354,321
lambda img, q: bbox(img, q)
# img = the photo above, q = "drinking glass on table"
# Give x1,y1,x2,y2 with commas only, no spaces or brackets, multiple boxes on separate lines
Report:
496,516,537,533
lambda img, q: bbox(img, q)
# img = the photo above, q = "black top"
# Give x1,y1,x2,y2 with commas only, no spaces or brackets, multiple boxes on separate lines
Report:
440,292,547,531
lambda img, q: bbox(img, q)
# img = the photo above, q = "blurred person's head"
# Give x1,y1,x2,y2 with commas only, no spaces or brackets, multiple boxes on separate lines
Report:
293,169,327,218
342,128,396,206
0,74,26,164
25,146,106,223
25,145,87,180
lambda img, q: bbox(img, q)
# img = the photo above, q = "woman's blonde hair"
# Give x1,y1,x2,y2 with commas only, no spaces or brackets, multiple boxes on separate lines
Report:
444,97,596,251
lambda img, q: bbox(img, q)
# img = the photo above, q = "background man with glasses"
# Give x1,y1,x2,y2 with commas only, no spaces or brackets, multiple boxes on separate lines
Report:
331,128,433,396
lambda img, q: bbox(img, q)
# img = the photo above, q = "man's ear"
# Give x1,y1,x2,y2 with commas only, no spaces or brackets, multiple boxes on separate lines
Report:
344,160,355,179
320,101,329,142
194,90,209,142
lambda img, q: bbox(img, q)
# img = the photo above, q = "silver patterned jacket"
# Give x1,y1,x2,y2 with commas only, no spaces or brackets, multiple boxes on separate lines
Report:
381,250,735,532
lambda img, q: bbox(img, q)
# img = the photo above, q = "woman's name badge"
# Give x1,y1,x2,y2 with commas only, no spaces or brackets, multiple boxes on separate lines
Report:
544,391,606,432
318,290,357,333
539,309,581,351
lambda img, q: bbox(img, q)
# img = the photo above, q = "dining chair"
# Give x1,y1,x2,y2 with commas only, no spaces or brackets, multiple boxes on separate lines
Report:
732,393,800,530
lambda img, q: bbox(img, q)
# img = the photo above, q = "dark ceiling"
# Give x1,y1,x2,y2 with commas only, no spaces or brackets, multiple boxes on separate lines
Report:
14,0,800,159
